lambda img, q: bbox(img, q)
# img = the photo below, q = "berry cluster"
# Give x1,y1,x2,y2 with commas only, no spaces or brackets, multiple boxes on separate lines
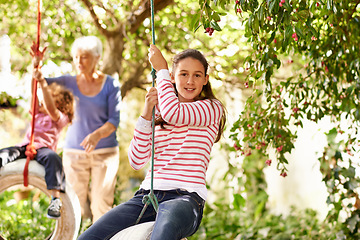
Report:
279,0,285,7
235,0,242,14
205,27,215,36
292,32,298,41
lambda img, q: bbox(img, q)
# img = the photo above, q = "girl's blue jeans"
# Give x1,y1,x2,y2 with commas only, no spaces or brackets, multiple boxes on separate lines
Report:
77,188,205,240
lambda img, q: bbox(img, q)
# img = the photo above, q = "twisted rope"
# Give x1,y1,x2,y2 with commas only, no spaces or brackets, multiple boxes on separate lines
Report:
23,0,41,187
135,0,158,224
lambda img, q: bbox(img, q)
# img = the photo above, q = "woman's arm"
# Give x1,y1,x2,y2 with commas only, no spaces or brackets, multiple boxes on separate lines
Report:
80,122,116,153
80,76,121,153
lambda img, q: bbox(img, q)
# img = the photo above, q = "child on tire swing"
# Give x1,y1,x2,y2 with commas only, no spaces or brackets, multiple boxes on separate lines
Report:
0,45,75,219
78,44,226,240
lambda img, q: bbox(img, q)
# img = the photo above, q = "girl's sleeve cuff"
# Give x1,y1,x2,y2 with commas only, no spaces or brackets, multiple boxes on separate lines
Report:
156,69,171,84
136,116,152,132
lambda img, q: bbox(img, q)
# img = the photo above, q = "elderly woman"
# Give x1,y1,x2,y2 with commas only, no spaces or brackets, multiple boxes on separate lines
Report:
35,36,121,222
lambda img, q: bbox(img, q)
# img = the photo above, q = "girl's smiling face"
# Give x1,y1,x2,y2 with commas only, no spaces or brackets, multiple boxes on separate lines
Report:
171,57,209,102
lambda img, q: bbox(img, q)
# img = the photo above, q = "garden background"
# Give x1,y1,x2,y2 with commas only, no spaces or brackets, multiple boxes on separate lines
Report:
0,0,360,239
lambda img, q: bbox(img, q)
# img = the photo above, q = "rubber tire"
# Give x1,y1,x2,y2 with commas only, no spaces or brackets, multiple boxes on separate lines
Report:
0,159,81,240
110,221,155,240
110,221,187,240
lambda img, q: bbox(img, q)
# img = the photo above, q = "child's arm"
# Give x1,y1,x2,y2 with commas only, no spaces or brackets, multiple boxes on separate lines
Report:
29,42,48,114
33,68,60,122
29,71,40,114
148,44,168,71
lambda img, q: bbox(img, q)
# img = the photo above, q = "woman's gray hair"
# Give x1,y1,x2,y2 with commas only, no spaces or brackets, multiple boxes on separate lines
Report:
71,36,103,58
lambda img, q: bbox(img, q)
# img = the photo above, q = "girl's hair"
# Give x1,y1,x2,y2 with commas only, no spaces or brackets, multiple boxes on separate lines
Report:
156,49,226,143
71,36,103,58
48,83,75,124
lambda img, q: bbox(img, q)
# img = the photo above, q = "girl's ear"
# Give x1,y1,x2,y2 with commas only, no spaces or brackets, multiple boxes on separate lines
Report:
203,74,209,85
170,72,175,83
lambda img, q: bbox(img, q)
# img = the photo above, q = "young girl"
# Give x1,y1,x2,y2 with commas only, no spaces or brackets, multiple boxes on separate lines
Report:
78,44,226,240
0,54,75,219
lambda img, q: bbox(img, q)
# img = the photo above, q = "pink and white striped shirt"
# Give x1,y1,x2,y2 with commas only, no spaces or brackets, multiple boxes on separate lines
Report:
128,69,223,200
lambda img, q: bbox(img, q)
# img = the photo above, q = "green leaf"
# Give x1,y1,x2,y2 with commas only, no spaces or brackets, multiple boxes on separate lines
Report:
346,214,360,233
210,21,222,31
190,12,201,32
233,193,246,210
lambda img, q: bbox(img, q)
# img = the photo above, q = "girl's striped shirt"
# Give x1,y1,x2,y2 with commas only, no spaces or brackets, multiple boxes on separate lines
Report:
128,69,223,200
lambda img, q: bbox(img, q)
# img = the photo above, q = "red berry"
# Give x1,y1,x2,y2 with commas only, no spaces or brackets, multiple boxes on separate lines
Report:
265,159,272,166
246,150,252,156
233,143,241,151
279,2,283,6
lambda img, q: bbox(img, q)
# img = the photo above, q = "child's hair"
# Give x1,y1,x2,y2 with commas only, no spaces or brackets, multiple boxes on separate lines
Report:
156,49,226,143
48,83,75,123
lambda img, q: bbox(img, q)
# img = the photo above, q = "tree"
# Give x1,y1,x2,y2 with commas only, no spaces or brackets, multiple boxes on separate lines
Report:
2,0,360,236
199,0,360,235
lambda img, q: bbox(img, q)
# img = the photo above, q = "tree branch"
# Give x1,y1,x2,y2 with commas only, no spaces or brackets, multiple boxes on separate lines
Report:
79,0,111,37
120,60,151,99
128,0,175,34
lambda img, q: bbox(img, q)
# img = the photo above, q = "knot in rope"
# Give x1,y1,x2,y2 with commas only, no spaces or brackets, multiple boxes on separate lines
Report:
135,191,159,224
23,144,37,186
142,192,159,210
25,144,37,160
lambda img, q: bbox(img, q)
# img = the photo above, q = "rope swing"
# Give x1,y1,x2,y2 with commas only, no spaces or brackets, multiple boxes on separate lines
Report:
135,0,158,224
23,0,42,187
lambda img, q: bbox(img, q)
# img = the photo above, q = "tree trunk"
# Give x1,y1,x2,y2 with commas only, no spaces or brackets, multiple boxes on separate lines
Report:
101,31,125,76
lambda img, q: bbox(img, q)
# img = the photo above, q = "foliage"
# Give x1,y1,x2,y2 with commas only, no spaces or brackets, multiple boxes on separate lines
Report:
201,0,360,172
2,0,360,238
0,92,21,108
198,0,360,235
319,127,360,235
190,145,352,240
191,203,345,240
0,188,55,239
